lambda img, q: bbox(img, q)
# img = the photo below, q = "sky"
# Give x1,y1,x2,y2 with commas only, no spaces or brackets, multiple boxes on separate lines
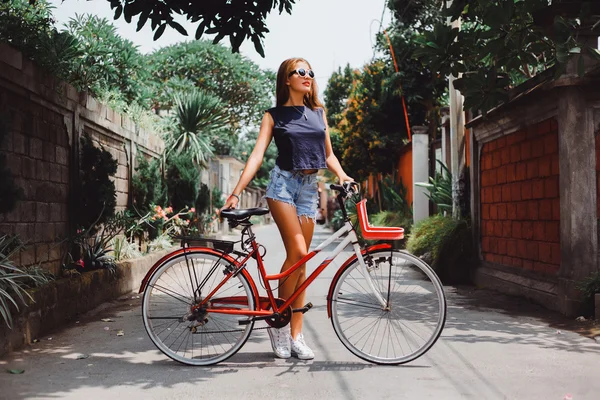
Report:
48,0,393,100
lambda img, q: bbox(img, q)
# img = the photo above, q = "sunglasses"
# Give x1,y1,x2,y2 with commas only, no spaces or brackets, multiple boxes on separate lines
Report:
288,68,315,79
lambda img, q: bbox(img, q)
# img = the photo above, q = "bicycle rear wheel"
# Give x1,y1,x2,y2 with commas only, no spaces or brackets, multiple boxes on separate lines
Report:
329,249,446,365
142,250,256,366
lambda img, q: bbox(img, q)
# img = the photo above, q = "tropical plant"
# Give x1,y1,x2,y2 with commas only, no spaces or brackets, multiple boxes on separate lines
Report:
163,90,229,166
103,0,297,55
147,233,174,253
416,160,453,214
76,135,118,232
110,236,142,261
379,174,412,215
0,235,52,328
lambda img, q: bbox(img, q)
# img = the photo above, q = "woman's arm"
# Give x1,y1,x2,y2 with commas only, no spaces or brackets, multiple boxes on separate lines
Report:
322,109,353,183
222,112,274,210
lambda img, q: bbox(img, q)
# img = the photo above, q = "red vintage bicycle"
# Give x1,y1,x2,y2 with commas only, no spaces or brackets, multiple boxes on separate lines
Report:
139,183,446,366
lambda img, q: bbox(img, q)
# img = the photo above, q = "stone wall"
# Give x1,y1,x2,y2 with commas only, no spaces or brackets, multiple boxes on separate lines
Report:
0,43,163,274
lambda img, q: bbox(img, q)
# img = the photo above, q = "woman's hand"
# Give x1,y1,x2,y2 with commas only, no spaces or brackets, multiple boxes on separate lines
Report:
220,195,239,215
337,174,354,184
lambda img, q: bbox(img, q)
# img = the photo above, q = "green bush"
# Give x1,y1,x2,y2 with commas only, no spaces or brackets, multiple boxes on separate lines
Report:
406,215,472,283
77,135,117,232
195,183,211,215
577,272,600,301
131,151,167,214
166,153,200,211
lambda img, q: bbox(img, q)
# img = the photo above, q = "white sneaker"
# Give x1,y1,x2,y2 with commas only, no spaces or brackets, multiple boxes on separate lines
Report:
291,333,314,360
267,327,291,359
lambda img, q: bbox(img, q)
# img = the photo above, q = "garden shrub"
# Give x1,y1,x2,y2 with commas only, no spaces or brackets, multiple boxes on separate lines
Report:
131,151,167,214
77,135,117,231
407,215,472,283
166,153,200,211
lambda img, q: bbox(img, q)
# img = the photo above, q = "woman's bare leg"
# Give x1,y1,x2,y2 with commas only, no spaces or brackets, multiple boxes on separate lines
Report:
267,199,315,339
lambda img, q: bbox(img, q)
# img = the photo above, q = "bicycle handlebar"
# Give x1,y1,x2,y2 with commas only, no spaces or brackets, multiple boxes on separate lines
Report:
329,181,360,198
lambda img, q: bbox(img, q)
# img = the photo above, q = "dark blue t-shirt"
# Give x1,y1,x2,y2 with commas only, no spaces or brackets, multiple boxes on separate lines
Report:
266,106,327,171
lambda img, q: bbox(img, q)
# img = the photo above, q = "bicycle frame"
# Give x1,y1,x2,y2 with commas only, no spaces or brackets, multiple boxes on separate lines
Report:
201,220,388,318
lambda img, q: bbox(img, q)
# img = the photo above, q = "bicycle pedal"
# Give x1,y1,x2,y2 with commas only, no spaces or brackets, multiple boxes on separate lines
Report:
292,302,313,314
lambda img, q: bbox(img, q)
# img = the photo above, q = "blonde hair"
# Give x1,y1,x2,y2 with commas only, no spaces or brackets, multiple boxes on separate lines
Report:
275,57,324,109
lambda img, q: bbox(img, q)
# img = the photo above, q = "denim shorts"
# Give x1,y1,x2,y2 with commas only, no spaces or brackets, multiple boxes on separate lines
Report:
265,165,319,222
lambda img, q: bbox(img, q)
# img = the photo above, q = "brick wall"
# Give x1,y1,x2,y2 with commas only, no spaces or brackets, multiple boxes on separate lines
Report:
480,118,560,275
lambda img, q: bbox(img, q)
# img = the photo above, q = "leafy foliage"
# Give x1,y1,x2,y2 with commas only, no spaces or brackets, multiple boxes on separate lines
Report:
64,14,151,107
577,272,600,300
77,135,118,232
416,160,453,214
0,0,81,78
162,90,228,166
407,215,472,283
411,0,600,115
165,153,200,212
336,61,409,181
324,64,358,128
0,235,52,328
131,151,167,215
103,0,297,56
145,40,276,129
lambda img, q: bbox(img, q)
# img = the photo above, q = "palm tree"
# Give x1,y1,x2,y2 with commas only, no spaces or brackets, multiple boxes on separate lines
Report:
164,89,230,166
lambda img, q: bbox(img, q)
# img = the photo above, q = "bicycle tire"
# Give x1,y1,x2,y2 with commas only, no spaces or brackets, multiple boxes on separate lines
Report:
329,249,446,365
142,250,256,366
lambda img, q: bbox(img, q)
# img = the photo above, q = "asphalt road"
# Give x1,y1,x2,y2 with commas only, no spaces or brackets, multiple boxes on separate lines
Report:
1,223,599,400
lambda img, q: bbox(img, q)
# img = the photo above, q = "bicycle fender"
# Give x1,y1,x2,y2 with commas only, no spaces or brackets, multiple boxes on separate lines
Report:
326,243,392,318
138,247,258,302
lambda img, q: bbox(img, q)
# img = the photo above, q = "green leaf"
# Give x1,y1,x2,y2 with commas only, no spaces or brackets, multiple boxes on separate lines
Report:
569,47,582,54
113,5,123,20
153,24,166,40
136,11,149,32
169,21,188,36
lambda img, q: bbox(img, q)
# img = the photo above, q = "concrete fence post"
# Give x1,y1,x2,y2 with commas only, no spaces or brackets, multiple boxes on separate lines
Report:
412,126,429,224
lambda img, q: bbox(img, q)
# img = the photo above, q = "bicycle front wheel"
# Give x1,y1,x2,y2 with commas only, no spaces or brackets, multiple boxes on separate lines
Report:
142,250,256,366
329,249,446,365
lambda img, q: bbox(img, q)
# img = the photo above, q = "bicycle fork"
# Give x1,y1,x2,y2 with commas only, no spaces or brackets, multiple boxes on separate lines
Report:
346,226,388,309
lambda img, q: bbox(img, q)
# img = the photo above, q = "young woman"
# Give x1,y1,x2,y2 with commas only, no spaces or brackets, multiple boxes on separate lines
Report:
221,58,353,360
